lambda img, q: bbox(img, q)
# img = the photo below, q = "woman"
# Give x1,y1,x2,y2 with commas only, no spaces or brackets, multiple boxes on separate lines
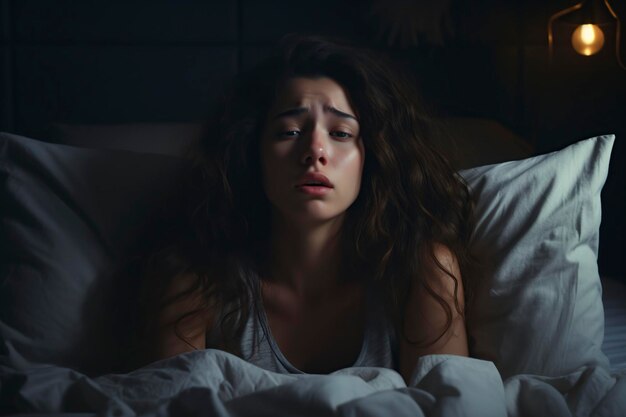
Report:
135,34,475,384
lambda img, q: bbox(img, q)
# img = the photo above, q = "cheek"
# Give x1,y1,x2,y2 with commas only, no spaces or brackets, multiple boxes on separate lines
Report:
338,145,365,186
261,145,287,171
261,138,292,165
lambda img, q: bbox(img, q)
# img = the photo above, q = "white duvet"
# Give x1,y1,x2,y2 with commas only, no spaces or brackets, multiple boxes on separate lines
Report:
5,348,625,417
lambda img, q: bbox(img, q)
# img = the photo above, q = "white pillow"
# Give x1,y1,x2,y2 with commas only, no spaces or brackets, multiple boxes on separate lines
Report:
461,135,614,379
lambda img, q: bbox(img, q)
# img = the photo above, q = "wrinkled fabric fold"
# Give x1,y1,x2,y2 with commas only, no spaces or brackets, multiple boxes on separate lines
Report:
2,348,624,417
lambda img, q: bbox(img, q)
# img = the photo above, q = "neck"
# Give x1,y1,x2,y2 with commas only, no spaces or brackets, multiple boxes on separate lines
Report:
264,211,347,301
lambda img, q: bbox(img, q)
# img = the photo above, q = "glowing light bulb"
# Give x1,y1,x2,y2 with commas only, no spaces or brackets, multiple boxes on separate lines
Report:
571,24,605,56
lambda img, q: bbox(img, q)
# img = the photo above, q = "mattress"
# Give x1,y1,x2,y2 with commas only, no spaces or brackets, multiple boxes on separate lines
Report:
601,275,626,373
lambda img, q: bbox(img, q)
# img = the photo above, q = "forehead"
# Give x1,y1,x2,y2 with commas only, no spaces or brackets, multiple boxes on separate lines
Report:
271,76,355,112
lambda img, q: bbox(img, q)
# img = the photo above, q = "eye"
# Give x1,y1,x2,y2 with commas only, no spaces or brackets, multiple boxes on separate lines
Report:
331,131,354,140
276,130,300,138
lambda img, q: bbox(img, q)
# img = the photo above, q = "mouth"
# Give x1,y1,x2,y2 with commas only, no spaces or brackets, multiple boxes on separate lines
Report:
296,184,333,196
295,182,333,189
295,173,334,189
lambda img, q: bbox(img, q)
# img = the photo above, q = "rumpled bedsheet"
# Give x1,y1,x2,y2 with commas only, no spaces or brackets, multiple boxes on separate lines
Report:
1,348,625,417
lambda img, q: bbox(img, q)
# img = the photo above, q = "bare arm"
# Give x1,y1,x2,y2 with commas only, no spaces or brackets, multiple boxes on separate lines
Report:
399,244,469,384
151,273,216,362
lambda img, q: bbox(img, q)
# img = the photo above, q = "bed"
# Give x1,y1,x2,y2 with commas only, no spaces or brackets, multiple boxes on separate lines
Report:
1,120,625,417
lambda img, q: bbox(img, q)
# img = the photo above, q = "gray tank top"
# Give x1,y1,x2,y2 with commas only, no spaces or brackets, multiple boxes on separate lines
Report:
234,282,398,374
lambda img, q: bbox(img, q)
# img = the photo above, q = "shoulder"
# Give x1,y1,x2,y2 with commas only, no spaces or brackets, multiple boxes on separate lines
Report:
159,272,218,328
399,243,469,382
418,243,462,295
404,242,467,340
429,243,458,269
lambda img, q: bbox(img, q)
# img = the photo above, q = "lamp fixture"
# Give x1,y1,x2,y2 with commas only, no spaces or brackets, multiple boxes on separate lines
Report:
548,0,625,69
571,23,605,55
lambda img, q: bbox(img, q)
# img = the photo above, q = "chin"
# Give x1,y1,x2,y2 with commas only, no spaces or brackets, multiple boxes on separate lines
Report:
284,205,349,226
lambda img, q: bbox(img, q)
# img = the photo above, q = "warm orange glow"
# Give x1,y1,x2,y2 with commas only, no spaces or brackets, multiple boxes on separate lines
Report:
571,24,605,56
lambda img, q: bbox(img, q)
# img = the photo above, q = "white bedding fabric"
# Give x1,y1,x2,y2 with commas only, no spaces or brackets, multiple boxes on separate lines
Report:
460,135,614,380
3,347,625,417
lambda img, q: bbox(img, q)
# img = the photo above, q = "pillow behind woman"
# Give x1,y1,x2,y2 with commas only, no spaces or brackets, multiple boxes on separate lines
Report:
0,132,187,375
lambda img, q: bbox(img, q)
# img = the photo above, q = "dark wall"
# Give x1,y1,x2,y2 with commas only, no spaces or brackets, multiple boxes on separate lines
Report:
0,0,624,277
0,0,363,135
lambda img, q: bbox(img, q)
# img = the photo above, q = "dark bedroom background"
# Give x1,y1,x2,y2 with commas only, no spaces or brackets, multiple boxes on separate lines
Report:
0,0,624,281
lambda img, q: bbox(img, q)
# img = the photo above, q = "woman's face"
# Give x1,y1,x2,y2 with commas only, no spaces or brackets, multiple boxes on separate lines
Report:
260,76,365,225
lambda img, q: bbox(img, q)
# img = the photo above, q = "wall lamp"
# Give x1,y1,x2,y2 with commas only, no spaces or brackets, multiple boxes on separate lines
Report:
548,0,625,69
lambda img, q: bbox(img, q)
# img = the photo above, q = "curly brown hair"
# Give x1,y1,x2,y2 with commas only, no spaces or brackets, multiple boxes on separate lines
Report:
132,33,475,368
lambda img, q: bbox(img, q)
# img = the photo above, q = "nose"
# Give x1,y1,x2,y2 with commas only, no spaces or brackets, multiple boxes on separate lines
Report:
300,127,328,166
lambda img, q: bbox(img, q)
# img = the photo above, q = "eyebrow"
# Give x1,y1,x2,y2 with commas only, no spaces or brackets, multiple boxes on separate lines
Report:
271,105,358,122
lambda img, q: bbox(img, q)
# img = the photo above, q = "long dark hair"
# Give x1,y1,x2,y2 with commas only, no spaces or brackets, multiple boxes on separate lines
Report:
132,33,475,367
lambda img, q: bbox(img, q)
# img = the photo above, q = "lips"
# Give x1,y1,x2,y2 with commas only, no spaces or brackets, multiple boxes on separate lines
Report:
295,172,334,188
